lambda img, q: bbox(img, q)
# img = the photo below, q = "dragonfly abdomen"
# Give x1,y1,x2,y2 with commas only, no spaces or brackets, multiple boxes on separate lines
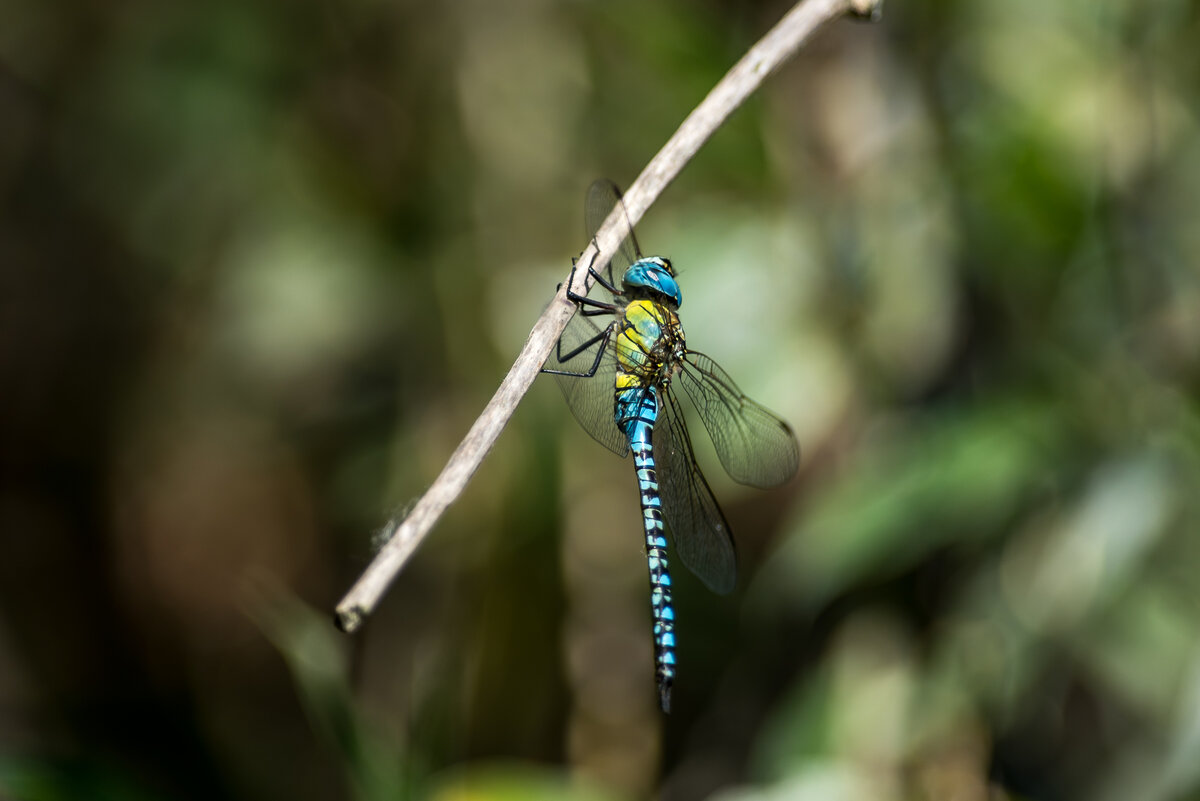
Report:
617,385,677,713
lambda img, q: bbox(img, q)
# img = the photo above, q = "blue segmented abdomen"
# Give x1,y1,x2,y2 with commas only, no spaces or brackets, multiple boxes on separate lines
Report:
616,384,677,713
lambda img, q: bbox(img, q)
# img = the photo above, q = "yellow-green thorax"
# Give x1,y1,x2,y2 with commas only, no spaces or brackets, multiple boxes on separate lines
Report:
614,299,686,391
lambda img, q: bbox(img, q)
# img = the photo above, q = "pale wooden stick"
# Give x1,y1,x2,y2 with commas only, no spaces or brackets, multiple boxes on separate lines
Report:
335,0,881,633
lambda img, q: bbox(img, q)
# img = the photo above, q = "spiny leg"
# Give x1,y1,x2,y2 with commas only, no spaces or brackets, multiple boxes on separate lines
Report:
565,239,623,309
540,325,613,378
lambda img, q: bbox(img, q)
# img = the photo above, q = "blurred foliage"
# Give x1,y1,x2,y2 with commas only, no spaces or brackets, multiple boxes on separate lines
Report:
2,0,1199,799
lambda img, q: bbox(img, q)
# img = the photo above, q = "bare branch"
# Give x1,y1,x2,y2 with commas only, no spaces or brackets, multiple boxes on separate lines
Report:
334,0,880,633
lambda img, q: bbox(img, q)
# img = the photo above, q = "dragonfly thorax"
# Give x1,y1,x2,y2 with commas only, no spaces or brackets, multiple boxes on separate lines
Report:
622,256,682,309
614,299,686,386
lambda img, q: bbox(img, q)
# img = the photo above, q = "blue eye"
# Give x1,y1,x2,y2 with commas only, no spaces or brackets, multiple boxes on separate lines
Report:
622,259,683,308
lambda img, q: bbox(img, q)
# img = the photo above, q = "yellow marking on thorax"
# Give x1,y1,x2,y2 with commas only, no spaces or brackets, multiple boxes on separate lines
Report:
615,299,684,385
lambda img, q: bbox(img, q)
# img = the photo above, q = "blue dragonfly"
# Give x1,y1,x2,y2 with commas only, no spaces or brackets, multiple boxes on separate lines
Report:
542,180,800,712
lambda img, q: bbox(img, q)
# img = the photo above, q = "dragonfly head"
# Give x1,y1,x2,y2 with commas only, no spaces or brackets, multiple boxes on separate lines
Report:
622,256,682,308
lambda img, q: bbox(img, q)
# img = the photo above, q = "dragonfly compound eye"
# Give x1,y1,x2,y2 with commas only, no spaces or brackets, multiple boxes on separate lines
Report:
624,258,683,309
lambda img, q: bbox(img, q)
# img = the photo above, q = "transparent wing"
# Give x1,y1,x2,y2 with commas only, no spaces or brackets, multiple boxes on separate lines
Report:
547,310,628,457
677,351,800,489
654,387,737,595
586,179,642,285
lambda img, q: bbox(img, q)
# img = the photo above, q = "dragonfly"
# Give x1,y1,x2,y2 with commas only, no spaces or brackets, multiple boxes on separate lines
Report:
542,180,800,712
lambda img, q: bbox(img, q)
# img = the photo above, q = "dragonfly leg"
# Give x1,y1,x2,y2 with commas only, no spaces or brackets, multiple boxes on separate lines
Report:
540,325,612,378
565,282,620,314
583,237,622,296
565,240,623,310
575,300,620,316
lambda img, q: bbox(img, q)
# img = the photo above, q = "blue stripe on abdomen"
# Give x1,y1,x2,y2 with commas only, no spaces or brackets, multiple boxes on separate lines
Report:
616,385,677,713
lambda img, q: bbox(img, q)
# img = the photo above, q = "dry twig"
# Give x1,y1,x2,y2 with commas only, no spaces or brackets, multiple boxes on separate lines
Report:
335,0,881,633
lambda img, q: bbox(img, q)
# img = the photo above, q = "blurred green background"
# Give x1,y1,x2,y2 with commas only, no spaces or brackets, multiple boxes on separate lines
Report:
3,0,1199,799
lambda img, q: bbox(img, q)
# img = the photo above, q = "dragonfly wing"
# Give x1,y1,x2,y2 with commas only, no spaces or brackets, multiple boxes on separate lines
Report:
586,179,642,284
654,387,737,595
678,352,800,489
549,310,628,457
